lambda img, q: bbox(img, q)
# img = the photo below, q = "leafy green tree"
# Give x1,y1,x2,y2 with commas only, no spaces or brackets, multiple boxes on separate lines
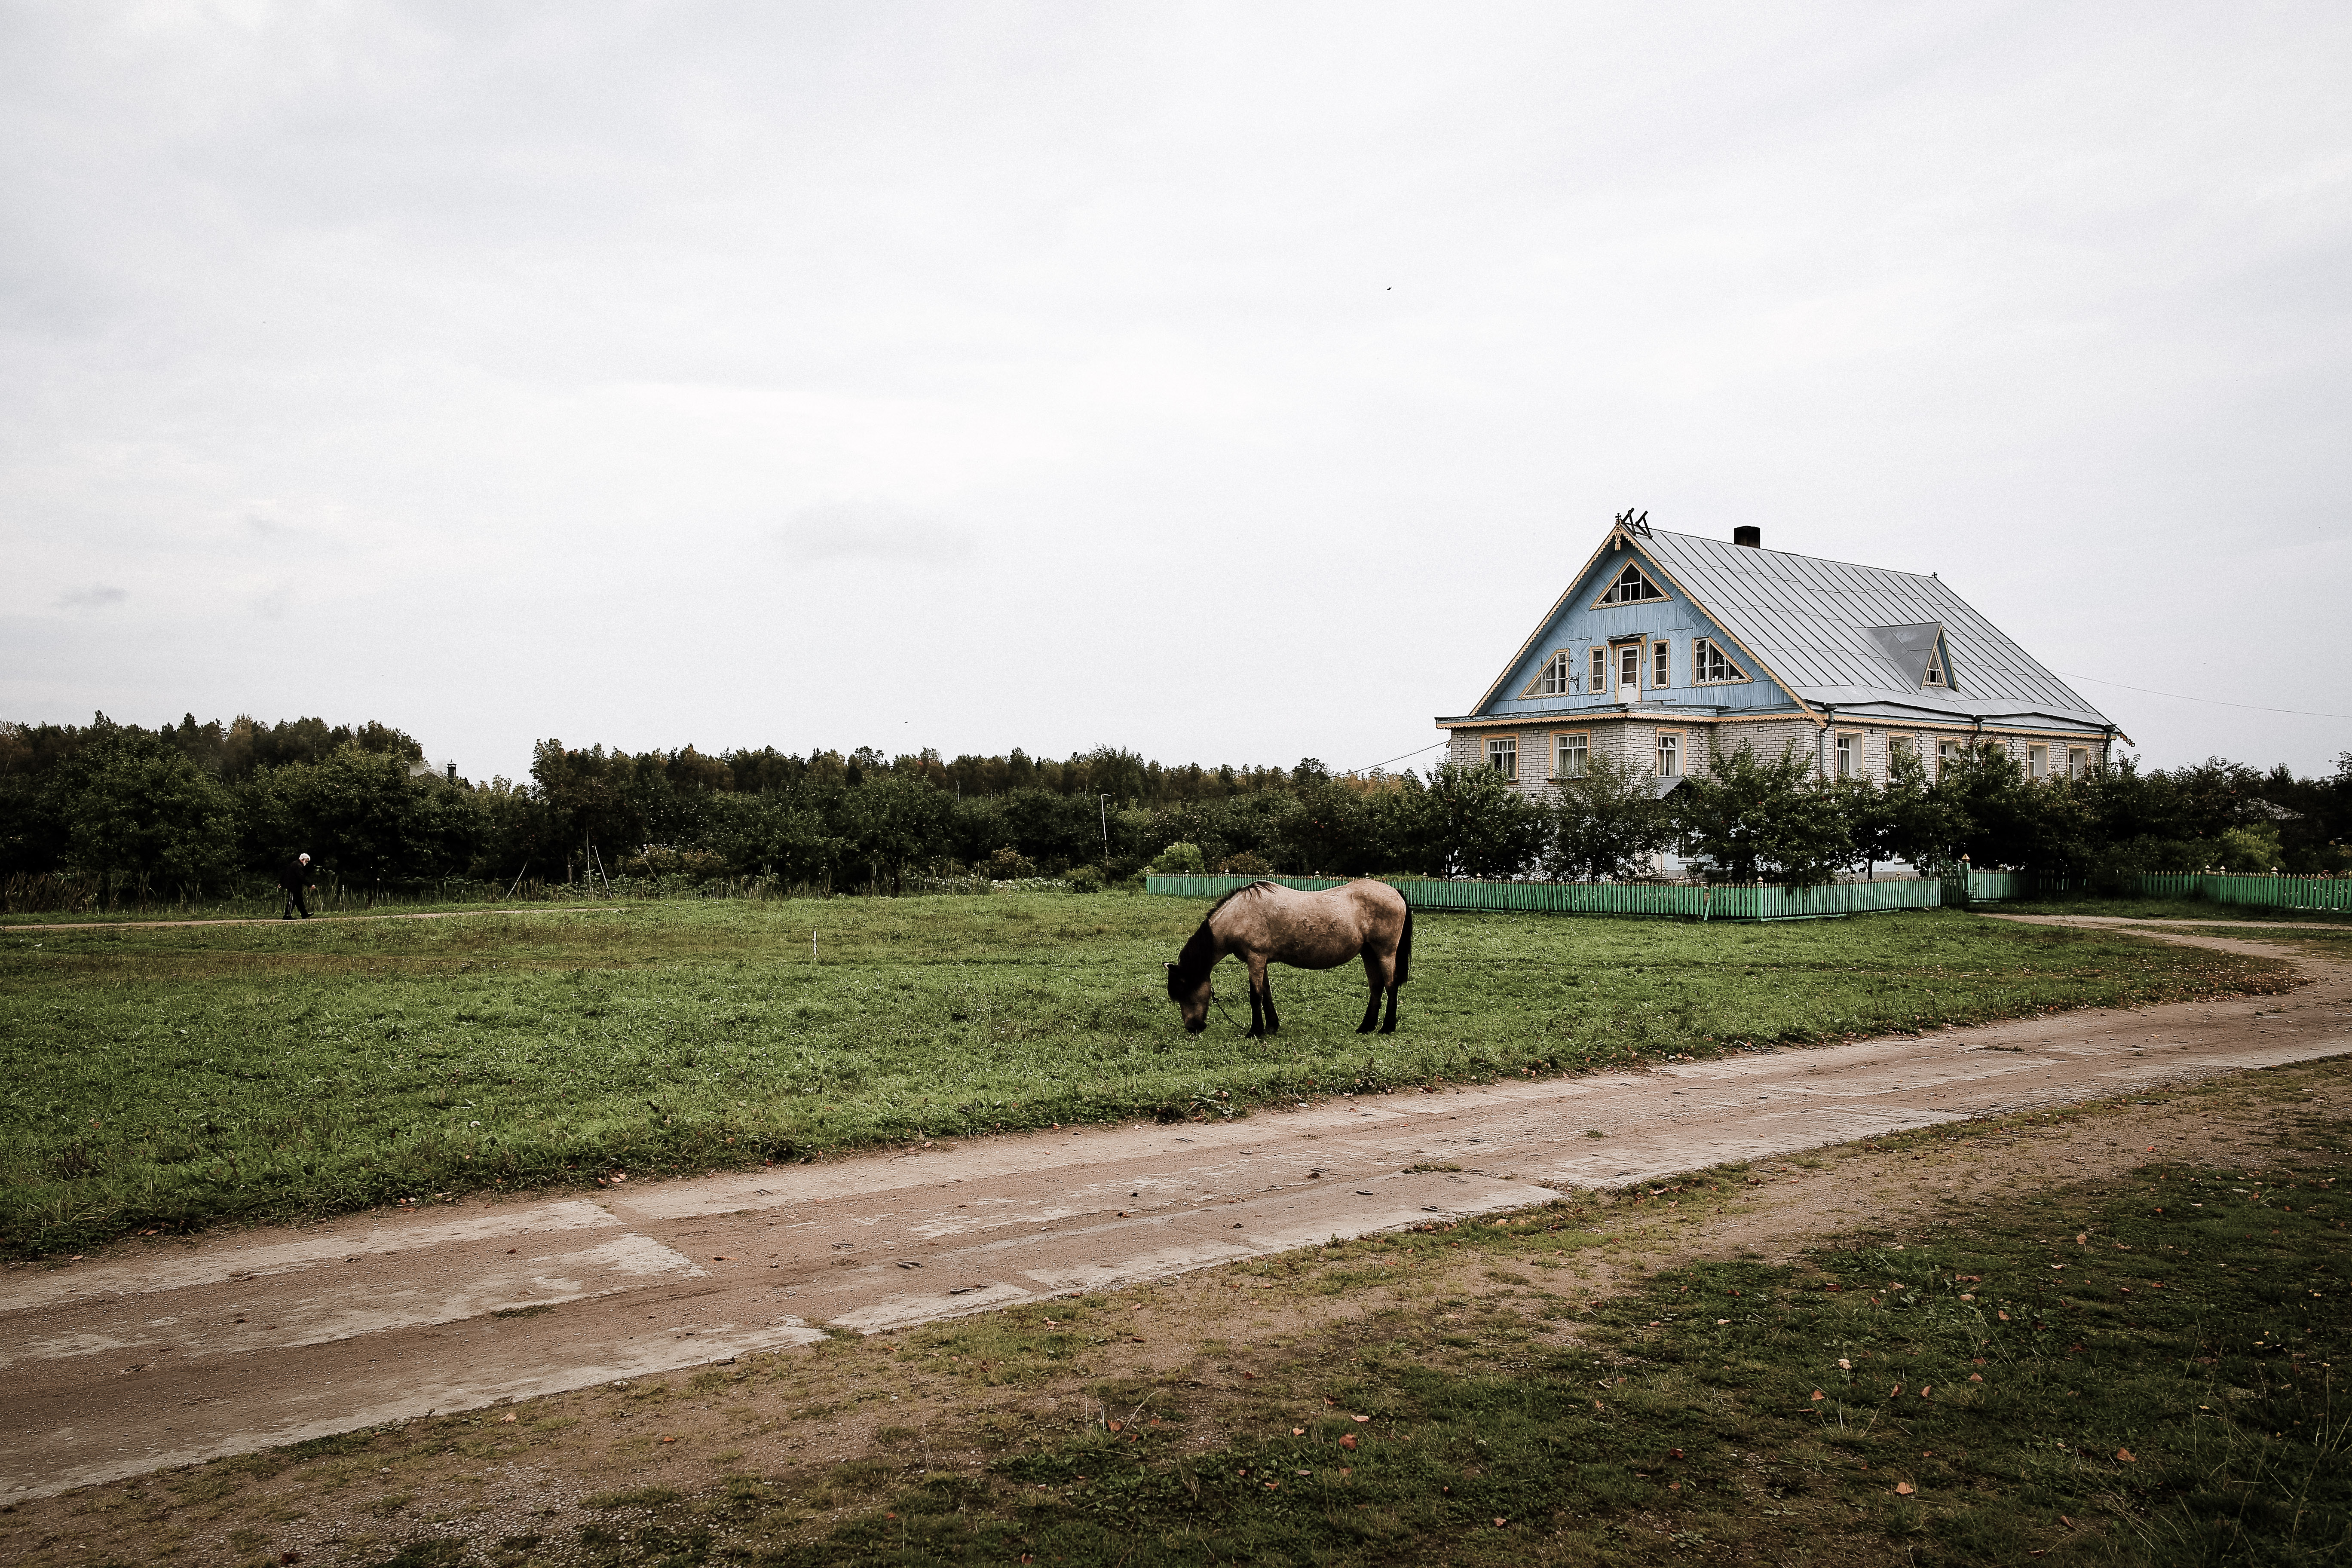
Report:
1675,745,1853,887
1865,743,1970,873
242,744,480,886
838,772,954,893
1543,752,1672,881
705,790,841,884
1395,763,1546,879
43,719,238,893
1148,841,1207,874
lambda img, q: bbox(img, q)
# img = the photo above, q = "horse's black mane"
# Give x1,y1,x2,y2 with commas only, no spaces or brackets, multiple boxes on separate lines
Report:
1167,881,1273,992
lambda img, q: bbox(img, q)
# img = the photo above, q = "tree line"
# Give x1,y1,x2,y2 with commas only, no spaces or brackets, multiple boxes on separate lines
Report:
1,711,2344,901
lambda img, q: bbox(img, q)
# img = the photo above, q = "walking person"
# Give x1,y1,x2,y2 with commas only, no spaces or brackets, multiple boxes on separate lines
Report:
279,852,314,919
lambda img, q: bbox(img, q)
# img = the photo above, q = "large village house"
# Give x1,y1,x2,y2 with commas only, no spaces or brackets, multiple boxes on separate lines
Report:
1438,516,2122,795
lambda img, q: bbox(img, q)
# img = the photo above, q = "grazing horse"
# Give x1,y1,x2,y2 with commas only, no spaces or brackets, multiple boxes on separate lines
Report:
1164,879,1413,1038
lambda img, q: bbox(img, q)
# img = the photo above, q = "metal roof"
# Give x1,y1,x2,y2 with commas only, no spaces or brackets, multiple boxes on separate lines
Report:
1638,528,2113,728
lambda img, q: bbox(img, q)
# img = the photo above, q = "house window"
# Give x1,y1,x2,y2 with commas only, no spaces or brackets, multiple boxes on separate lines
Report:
1556,732,1589,779
1693,638,1746,683
1596,563,1666,605
1488,738,1518,781
1923,640,1949,687
1617,643,1642,694
1656,732,1681,777
2067,747,2089,778
2027,744,2048,779
1835,734,1855,778
1651,641,1670,688
1889,734,1914,766
1588,647,1607,693
1535,652,1574,695
1937,739,1960,777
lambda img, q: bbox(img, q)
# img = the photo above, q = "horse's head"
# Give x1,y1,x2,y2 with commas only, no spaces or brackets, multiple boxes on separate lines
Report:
1165,960,1210,1034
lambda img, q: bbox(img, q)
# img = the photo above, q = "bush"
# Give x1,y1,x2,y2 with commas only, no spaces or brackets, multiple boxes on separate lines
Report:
1148,841,1206,875
1063,865,1107,893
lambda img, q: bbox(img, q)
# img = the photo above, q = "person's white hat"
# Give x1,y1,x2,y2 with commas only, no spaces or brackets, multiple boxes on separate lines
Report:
297,852,311,863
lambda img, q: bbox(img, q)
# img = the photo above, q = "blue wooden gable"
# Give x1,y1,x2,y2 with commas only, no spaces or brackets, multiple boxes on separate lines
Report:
1442,522,2116,738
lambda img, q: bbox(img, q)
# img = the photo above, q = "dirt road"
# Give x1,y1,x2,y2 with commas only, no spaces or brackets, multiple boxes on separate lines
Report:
5,919,2346,1502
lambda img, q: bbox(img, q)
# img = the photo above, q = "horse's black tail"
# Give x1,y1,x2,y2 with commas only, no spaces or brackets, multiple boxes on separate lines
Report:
1394,905,1413,986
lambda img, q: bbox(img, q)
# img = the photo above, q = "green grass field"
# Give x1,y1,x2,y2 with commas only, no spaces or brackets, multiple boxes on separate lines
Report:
0,893,2293,1258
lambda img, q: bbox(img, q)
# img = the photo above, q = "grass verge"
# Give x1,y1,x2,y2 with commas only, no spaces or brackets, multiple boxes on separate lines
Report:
0,896,2295,1257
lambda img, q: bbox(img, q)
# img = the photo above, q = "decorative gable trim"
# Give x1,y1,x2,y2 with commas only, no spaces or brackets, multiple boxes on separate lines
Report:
1464,529,1633,715
1610,542,1820,726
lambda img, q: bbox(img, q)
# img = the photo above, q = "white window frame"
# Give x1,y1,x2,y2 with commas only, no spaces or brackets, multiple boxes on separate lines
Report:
1923,639,1949,688
1656,731,1681,778
1937,739,1960,778
1555,732,1589,779
1594,562,1666,606
1487,737,1518,782
1692,637,1747,684
1834,733,1856,778
1651,640,1670,689
2067,746,2089,778
1537,652,1572,695
1588,646,1608,693
2028,744,2049,779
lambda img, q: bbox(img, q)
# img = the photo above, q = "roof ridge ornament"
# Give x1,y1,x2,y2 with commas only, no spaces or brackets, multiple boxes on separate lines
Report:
1614,507,1650,539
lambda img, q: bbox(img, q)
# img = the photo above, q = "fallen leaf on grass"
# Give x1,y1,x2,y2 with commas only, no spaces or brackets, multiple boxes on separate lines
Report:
1340,1434,1357,1451
1352,1414,1370,1422
1811,1390,1825,1401
1292,1427,1305,1436
2116,1449,2136,1463
1895,1482,1915,1496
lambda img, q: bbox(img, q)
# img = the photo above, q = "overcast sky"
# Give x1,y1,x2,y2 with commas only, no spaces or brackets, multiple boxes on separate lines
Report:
5,2,2348,784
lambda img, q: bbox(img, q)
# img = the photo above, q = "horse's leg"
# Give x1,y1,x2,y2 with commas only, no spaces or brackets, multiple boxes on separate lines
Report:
1245,954,1268,1038
1357,951,1384,1033
1380,974,1400,1033
1257,959,1280,1035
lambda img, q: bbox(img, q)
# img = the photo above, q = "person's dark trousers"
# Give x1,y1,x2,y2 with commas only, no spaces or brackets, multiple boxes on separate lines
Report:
282,886,309,919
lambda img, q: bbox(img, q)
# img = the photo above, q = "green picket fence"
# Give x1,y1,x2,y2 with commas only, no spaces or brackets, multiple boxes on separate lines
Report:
1966,871,2029,903
1141,874,1944,922
2135,872,2352,914
1948,869,2351,913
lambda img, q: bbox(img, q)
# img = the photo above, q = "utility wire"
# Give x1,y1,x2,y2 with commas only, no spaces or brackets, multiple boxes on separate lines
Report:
1344,740,1448,776
2053,672,2352,722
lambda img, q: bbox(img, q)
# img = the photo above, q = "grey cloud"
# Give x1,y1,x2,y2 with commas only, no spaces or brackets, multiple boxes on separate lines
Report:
55,585,126,609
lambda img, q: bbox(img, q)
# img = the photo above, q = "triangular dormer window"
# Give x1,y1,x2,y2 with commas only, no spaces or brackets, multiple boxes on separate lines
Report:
1865,622,1955,692
1521,651,1577,698
1594,562,1666,606
1693,638,1748,684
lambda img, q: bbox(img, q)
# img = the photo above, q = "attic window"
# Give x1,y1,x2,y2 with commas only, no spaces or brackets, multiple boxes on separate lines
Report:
1528,652,1574,696
1693,638,1747,684
1596,563,1666,606
1923,641,1949,687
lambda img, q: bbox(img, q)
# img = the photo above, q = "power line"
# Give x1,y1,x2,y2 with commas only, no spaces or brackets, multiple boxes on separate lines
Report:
1344,740,1447,776
2054,672,2352,722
